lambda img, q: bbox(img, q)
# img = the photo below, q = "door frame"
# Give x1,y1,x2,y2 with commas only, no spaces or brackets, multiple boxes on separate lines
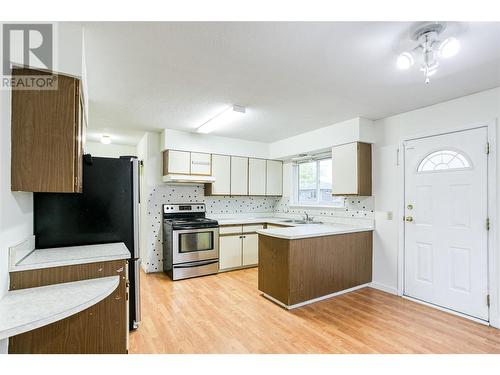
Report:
396,120,498,328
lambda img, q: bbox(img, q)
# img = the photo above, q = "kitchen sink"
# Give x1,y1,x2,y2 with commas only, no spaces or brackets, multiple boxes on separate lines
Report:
280,219,323,224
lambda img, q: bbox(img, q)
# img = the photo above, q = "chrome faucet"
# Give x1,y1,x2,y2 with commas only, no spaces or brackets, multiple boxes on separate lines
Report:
303,212,313,223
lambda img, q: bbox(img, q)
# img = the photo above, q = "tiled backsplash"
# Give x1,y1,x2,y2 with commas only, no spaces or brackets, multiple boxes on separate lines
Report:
142,184,374,273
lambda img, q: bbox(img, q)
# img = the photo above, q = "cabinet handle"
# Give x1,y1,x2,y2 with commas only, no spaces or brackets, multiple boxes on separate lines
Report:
97,267,103,272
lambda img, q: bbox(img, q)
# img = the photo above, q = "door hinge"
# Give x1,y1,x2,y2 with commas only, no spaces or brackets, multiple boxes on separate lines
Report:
486,142,490,155
486,218,490,231
487,294,490,307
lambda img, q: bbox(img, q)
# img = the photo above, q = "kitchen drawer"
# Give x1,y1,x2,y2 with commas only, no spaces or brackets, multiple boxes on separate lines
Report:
243,224,265,232
219,225,243,235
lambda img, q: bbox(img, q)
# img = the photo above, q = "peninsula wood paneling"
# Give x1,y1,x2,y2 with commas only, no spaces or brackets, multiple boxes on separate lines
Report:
258,236,290,304
8,260,128,354
258,231,373,306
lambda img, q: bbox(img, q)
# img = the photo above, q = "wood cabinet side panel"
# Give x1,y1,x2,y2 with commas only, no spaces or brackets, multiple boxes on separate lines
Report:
258,236,290,305
357,142,372,196
288,232,373,305
11,69,78,192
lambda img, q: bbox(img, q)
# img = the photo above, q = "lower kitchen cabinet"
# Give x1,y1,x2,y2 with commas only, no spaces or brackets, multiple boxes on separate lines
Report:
242,233,259,266
219,235,244,270
219,225,263,271
8,260,128,354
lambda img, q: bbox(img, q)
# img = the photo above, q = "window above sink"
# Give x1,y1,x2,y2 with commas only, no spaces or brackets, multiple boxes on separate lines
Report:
292,158,345,208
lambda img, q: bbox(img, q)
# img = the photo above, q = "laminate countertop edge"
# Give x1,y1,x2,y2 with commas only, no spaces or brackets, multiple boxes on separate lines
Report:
10,243,131,272
0,276,119,340
256,226,374,240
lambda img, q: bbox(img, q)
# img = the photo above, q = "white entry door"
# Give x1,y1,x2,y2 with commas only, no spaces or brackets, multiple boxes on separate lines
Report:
404,127,489,321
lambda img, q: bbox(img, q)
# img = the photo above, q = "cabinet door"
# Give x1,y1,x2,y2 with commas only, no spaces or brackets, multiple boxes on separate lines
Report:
11,68,81,192
190,152,211,175
266,160,283,196
167,150,191,174
209,154,231,194
332,142,358,195
242,234,259,266
248,158,266,196
219,235,242,270
230,156,248,195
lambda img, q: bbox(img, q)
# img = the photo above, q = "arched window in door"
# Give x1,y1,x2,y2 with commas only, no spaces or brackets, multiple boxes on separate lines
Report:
417,149,472,172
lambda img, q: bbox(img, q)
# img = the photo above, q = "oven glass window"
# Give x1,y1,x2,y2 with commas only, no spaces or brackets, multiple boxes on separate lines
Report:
178,232,214,253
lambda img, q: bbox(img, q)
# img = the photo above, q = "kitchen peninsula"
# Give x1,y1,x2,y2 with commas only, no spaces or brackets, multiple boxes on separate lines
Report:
257,225,373,309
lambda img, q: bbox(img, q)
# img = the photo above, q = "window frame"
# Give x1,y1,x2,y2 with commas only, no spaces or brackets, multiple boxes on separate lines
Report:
292,157,344,208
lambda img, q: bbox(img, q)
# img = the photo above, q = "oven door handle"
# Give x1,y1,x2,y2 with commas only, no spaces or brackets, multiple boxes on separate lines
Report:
173,260,219,269
173,226,219,231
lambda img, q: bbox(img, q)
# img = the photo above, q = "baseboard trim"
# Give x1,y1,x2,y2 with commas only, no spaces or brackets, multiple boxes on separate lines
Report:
263,283,371,310
369,282,399,295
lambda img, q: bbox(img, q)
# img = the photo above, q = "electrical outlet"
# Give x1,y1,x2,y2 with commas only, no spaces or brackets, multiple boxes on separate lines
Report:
387,211,393,220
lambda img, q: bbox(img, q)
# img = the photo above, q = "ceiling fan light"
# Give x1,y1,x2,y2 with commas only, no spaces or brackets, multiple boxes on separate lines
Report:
396,52,414,70
439,37,460,58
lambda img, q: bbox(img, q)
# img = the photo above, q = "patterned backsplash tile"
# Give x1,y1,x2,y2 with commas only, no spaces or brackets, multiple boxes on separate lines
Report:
142,184,374,273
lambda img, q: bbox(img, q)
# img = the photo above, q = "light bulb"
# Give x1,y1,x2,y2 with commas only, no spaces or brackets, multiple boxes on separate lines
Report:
439,37,460,58
396,52,414,70
101,135,111,144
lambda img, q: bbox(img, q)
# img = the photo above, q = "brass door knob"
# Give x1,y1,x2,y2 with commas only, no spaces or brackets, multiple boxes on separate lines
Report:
405,216,414,222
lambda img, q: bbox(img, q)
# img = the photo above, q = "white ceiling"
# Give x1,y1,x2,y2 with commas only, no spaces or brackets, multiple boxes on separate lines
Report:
82,21,500,144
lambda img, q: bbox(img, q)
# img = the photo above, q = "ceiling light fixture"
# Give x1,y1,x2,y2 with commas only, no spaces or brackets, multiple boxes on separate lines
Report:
397,22,460,84
100,135,111,144
197,105,246,134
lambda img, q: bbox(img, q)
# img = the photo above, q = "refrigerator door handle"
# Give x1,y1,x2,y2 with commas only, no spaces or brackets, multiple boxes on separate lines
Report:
132,158,140,260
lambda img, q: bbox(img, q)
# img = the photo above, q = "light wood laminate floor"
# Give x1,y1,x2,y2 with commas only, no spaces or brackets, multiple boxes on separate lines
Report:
129,268,500,354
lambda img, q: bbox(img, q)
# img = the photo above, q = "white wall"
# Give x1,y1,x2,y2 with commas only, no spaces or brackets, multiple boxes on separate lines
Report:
372,87,500,324
0,22,86,353
137,132,162,271
162,129,270,159
269,117,375,159
85,141,137,158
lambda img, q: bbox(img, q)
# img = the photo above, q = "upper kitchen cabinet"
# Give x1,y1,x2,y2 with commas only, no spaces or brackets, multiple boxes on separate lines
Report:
190,152,212,175
205,154,231,195
230,156,248,195
266,160,283,196
331,142,372,196
11,68,85,193
248,158,266,196
163,150,212,177
163,150,191,174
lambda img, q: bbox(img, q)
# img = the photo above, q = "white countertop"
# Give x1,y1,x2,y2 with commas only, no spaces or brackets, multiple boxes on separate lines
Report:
0,276,119,340
11,243,130,272
256,224,374,240
214,217,293,226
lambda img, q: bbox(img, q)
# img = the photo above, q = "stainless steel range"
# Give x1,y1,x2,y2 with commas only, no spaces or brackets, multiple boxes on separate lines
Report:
162,203,219,280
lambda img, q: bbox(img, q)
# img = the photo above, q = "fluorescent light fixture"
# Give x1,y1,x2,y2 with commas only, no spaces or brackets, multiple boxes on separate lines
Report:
396,52,414,70
439,37,460,58
197,105,246,134
100,135,111,144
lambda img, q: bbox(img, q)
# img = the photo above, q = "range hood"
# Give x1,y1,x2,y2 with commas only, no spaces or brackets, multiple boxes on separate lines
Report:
162,174,216,184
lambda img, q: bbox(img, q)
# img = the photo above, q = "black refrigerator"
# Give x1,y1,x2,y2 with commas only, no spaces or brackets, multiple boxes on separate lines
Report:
34,155,141,330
